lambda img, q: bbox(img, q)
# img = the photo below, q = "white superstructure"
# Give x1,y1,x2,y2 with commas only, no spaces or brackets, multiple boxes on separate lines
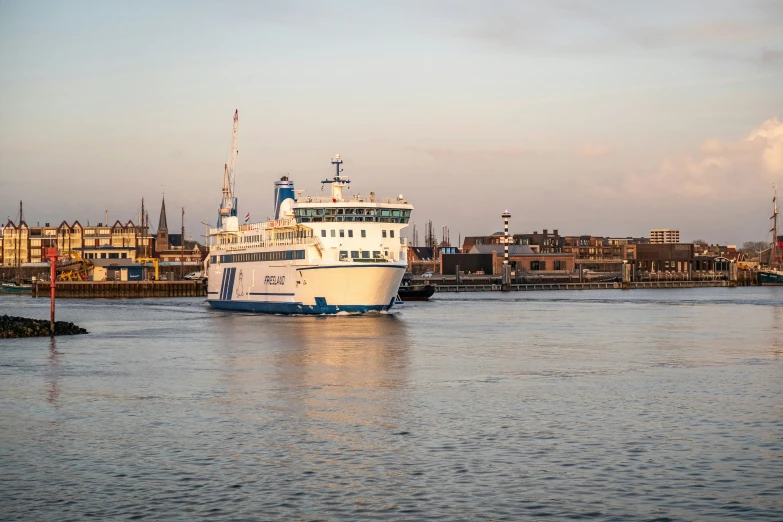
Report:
206,155,412,314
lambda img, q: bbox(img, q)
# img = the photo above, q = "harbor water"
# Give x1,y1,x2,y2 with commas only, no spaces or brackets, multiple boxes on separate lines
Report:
1,288,781,520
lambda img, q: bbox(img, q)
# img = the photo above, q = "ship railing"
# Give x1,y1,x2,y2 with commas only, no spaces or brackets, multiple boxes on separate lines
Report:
209,218,298,236
209,236,320,252
297,195,409,205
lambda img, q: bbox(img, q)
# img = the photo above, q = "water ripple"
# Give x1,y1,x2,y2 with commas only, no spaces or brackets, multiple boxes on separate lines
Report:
1,289,781,520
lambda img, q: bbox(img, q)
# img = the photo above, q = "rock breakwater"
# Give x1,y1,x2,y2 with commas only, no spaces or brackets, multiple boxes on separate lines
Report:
0,315,88,338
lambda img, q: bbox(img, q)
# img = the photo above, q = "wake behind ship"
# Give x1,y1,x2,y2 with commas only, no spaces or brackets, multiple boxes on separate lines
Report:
205,117,411,314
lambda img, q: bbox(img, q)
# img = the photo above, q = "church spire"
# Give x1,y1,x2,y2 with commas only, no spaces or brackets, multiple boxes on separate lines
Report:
158,196,168,232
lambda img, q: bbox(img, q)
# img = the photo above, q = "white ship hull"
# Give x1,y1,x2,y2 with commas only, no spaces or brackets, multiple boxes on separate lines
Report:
206,153,412,315
206,261,406,314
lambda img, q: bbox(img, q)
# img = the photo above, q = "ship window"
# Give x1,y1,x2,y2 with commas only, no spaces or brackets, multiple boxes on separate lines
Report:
367,208,377,216
302,209,311,216
392,210,400,217
361,230,366,238
373,251,381,258
339,230,344,237
344,208,354,214
336,208,344,215
344,216,354,222
382,230,387,238
336,216,343,222
355,209,365,215
351,251,359,259
325,208,336,215
380,209,390,217
348,230,353,238
313,208,324,216
361,251,370,259
390,230,395,238
300,217,310,223
321,230,326,237
380,217,390,223
331,230,336,237
339,251,348,261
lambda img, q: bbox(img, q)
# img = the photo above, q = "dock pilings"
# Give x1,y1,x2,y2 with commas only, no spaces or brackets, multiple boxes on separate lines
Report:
32,281,206,298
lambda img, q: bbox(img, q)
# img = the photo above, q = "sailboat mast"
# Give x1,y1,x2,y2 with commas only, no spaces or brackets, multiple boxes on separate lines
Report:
17,200,22,269
773,186,779,267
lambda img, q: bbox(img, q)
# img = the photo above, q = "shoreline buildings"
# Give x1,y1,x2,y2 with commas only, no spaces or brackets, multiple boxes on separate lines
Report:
0,198,206,279
1,219,152,266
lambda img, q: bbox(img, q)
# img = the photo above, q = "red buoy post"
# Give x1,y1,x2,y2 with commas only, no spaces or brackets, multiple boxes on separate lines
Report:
46,248,59,336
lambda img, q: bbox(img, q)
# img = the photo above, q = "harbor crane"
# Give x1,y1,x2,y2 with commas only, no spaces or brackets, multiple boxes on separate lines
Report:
218,109,239,226
135,257,160,281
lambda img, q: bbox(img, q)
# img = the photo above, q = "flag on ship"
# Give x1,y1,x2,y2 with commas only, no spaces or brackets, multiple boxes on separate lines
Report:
244,212,250,223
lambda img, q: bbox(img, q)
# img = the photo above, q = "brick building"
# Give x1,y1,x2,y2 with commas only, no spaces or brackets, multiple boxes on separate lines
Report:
440,244,575,275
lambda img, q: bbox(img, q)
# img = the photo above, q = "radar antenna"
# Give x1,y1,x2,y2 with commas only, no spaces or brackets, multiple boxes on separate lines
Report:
321,154,351,201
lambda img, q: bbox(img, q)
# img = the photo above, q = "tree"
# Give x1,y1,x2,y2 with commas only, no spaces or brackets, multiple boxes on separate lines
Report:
741,240,770,258
693,239,708,246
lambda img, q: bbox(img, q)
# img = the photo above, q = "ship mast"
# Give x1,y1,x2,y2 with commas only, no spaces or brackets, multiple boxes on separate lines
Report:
218,110,239,226
321,154,351,201
772,185,779,268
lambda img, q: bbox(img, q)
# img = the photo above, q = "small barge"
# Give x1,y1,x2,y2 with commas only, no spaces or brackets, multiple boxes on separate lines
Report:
397,274,435,301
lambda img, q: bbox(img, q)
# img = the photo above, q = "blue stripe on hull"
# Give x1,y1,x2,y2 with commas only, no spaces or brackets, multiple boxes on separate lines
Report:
226,267,237,299
207,299,393,315
297,265,406,271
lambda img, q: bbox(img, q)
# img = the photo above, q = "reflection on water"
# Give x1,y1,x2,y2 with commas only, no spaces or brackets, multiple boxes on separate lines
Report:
46,337,61,408
213,314,411,441
771,306,783,358
0,289,782,521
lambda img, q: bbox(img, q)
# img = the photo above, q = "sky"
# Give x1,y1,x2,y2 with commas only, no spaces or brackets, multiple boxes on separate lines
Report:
1,0,782,245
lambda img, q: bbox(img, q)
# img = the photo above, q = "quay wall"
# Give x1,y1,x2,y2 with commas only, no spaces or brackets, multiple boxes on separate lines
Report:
32,281,206,298
435,280,733,292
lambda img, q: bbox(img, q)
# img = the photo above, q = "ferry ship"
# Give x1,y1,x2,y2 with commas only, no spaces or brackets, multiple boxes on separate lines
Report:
205,152,412,314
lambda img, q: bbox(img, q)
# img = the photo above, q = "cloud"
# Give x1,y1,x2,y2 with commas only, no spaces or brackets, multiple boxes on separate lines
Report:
429,1,782,60
577,144,613,158
760,48,783,66
617,117,783,200
407,145,551,161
